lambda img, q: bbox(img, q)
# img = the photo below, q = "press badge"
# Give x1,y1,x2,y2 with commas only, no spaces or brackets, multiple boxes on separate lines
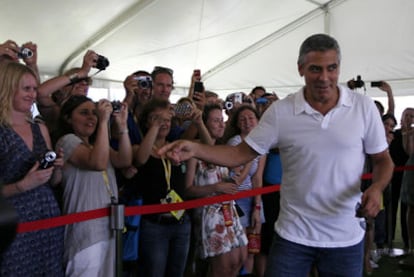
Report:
160,189,185,220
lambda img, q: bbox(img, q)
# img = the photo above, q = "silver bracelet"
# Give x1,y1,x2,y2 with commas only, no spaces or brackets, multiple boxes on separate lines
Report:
118,129,129,135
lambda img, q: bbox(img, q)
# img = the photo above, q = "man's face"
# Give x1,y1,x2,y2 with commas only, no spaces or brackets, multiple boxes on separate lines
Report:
152,72,173,101
298,49,340,104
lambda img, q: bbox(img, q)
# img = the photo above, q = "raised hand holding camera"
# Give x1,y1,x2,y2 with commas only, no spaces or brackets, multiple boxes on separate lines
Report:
95,55,109,71
134,76,152,89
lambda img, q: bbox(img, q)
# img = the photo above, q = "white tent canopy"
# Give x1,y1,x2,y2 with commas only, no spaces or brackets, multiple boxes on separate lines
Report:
2,0,414,103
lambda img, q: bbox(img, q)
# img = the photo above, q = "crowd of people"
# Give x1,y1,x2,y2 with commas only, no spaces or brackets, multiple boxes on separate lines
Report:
0,33,413,277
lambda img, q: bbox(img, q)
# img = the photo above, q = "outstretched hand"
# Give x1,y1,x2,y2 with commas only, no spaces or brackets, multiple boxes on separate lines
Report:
157,140,197,165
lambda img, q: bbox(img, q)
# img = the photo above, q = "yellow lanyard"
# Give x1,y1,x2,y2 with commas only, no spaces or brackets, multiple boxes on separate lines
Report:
161,157,172,191
102,170,116,202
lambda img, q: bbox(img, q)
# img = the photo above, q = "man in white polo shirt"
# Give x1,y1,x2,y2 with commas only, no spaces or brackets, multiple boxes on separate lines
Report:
160,33,394,276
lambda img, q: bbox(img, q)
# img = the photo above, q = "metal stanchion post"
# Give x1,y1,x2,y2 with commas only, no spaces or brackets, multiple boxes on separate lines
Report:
385,183,405,257
111,199,125,277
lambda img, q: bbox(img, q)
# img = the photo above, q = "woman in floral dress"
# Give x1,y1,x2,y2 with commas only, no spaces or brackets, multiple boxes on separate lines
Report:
185,104,247,277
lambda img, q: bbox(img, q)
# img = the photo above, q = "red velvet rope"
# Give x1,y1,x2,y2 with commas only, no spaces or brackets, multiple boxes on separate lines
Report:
17,185,280,233
16,165,414,234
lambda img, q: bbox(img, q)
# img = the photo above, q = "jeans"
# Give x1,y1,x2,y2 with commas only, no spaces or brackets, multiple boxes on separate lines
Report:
265,232,364,277
139,215,191,277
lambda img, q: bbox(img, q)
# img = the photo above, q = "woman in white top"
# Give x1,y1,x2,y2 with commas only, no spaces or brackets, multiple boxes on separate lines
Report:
55,95,131,277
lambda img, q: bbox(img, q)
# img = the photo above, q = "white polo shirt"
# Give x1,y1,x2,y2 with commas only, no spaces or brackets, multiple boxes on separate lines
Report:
244,85,387,247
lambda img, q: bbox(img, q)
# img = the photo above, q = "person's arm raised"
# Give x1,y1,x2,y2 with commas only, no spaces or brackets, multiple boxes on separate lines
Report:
110,102,132,168
378,81,395,115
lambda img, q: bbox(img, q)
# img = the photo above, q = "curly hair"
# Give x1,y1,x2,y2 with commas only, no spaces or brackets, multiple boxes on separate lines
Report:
138,98,171,136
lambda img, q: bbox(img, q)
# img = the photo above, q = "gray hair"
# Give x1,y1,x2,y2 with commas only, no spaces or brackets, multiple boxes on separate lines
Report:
297,34,341,66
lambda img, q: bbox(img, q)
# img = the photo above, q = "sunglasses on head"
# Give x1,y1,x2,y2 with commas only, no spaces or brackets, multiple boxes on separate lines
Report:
66,77,92,87
152,66,174,76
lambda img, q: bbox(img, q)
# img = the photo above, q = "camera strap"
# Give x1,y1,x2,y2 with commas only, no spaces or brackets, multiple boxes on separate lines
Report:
160,155,185,220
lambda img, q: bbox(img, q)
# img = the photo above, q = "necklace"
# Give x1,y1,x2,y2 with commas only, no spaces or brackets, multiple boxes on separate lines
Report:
153,140,167,150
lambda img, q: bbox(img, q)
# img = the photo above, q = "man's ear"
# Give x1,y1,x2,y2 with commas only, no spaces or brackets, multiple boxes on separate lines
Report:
298,64,304,77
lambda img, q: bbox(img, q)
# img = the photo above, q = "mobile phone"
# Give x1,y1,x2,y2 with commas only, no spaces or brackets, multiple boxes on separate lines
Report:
194,69,201,79
194,81,204,93
256,97,268,105
371,81,383,87
234,92,243,104
174,102,192,117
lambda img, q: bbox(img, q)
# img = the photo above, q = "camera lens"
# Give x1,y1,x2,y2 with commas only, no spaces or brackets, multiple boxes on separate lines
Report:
139,80,149,89
136,76,152,89
224,101,233,110
111,101,121,113
39,151,57,169
18,47,33,59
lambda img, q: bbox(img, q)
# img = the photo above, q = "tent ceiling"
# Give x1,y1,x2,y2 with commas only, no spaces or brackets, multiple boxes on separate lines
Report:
2,0,414,99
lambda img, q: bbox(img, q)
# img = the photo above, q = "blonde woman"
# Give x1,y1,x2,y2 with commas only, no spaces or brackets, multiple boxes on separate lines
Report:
0,62,64,276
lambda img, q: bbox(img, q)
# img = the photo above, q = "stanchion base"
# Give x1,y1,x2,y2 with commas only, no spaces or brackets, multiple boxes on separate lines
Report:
386,248,407,258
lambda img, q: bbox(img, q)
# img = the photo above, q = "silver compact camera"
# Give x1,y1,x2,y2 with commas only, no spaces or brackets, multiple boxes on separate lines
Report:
39,151,57,169
18,47,33,59
134,76,152,89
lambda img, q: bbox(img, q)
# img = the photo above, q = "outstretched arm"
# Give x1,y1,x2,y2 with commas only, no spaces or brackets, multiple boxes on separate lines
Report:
159,140,258,168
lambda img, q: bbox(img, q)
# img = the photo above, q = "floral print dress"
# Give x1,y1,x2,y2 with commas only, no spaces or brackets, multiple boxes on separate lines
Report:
194,161,247,258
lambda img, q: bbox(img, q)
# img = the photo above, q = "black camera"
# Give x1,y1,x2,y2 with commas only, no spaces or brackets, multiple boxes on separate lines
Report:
135,76,152,89
371,81,383,87
95,55,109,71
17,47,33,59
39,151,57,169
354,75,365,88
111,100,122,113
